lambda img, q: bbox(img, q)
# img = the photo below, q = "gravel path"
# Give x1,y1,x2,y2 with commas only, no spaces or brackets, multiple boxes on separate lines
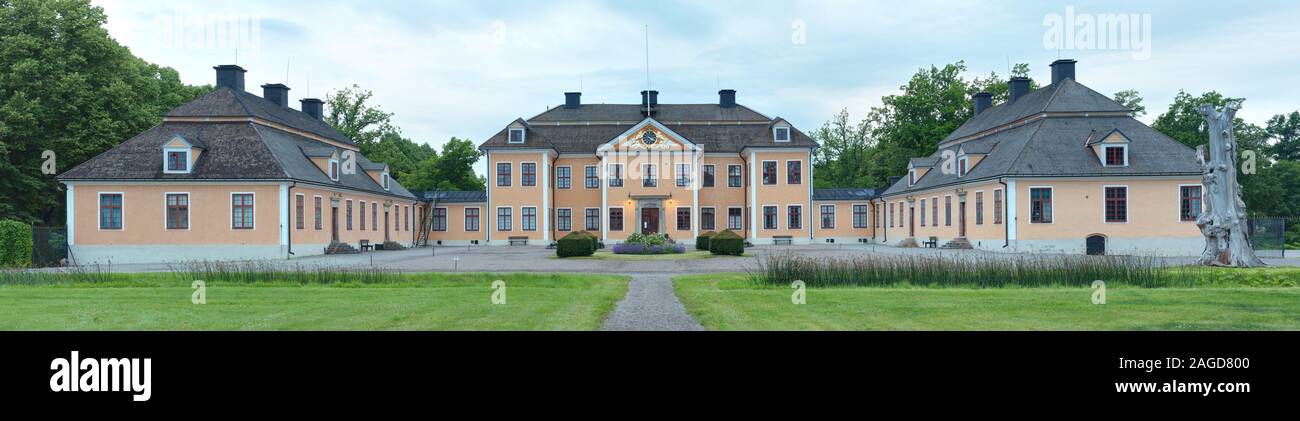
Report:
600,274,704,331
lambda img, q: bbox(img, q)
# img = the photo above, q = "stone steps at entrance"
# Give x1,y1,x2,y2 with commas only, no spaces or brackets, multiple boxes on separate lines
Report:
941,237,974,249
325,241,360,255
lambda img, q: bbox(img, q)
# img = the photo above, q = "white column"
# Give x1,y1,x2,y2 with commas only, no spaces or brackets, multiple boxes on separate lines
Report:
748,150,757,240
600,152,608,241
65,184,75,246
1005,179,1018,242
485,151,492,244
541,151,550,241
279,183,290,258
807,151,814,241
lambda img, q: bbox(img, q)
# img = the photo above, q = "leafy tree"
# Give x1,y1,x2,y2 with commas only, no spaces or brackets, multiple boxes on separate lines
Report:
324,84,395,148
811,108,871,188
1113,89,1146,117
427,137,485,191
0,0,206,225
1266,111,1300,161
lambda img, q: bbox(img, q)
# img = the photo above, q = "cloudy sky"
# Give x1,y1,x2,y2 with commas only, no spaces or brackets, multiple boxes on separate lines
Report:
96,0,1300,174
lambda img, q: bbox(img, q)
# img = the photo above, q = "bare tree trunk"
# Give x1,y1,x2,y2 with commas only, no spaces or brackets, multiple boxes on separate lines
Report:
1196,101,1266,267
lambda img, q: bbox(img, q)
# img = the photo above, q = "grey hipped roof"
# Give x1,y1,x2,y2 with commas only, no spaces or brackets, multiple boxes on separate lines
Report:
414,190,487,203
813,188,881,201
480,103,817,153
941,78,1130,143
165,86,357,146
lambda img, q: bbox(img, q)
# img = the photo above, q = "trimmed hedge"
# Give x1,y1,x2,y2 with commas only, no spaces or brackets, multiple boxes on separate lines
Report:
709,229,745,256
0,220,34,268
557,231,598,257
696,231,717,251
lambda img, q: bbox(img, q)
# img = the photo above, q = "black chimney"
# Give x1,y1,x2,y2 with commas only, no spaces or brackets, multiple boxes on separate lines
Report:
1050,59,1077,85
640,90,659,108
564,92,581,109
214,64,247,92
972,92,992,115
719,89,736,108
1008,77,1031,103
262,83,290,107
300,98,324,120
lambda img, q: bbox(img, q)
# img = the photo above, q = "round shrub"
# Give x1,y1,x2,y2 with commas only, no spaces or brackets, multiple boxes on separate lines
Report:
557,231,596,257
696,231,717,251
709,229,745,256
0,220,33,268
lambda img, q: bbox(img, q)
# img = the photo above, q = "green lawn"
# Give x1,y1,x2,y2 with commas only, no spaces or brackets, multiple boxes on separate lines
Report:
673,273,1300,330
0,272,628,330
555,249,752,261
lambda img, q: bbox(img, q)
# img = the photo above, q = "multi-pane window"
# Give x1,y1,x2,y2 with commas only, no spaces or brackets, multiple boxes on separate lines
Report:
920,199,927,227
762,161,777,185
728,208,743,230
642,164,657,187
497,207,512,231
975,191,984,225
1104,146,1126,166
1030,188,1052,223
521,163,537,186
166,193,188,230
994,189,1003,224
167,151,188,172
774,127,790,142
853,205,869,229
432,207,448,231
556,208,572,231
585,166,599,188
372,203,378,231
957,158,968,177
508,128,524,143
944,196,952,226
346,200,353,231
702,165,715,188
931,198,938,226
677,208,691,231
521,207,537,231
329,160,339,181
763,206,778,229
232,193,255,229
888,203,894,228
608,164,624,187
787,161,802,184
295,194,305,229
1180,185,1203,222
675,164,691,187
496,163,511,186
608,208,623,231
788,206,801,229
820,205,835,229
381,173,390,191
405,206,410,231
465,208,480,231
556,167,571,189
99,193,123,230
360,201,367,231
1104,186,1128,223
313,197,323,230
701,208,716,231
728,165,742,187
585,208,600,231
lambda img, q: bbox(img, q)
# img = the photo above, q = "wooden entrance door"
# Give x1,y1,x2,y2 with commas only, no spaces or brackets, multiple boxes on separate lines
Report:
384,211,390,242
641,208,660,234
908,205,915,237
958,201,966,238
331,207,339,242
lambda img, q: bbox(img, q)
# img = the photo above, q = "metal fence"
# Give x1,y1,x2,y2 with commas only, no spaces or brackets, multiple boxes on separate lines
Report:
1248,216,1296,259
31,226,68,267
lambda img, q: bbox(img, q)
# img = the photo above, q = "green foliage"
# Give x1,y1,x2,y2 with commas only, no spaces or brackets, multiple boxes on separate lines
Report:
1112,89,1146,117
0,0,207,225
0,220,33,268
626,232,668,246
1267,111,1300,161
696,231,716,251
556,231,597,258
708,230,744,256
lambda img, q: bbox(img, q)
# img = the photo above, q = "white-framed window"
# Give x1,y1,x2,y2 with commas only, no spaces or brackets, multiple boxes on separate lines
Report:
675,163,691,187
556,208,572,231
381,172,391,190
231,192,255,230
496,207,512,231
328,158,340,181
164,192,189,230
820,204,835,229
727,207,743,230
295,193,306,230
701,207,716,230
607,164,624,187
957,156,969,177
774,126,791,142
908,169,917,186
521,206,537,231
584,165,599,188
163,148,190,174
1102,145,1128,167
98,192,124,230
556,166,572,189
1029,187,1053,224
1103,185,1128,223
508,128,525,144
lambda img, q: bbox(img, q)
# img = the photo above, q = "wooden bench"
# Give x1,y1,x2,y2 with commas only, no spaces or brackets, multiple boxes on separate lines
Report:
773,235,793,246
359,239,374,252
508,236,529,246
922,236,939,248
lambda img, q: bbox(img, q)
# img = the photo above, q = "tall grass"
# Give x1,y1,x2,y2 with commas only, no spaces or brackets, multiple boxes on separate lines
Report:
750,253,1212,288
0,263,115,286
167,260,402,285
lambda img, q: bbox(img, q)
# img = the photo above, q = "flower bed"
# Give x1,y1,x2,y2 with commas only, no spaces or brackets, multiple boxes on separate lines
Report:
613,233,686,255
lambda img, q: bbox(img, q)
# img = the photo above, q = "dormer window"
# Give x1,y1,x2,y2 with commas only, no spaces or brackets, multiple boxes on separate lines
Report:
1103,145,1128,167
908,169,917,186
957,156,969,177
509,128,525,144
328,158,340,181
381,172,391,190
774,127,790,142
164,148,190,174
